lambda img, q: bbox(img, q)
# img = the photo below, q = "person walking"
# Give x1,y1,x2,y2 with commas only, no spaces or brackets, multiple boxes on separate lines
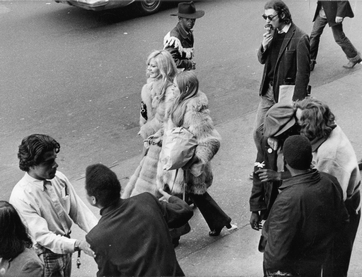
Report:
310,0,362,71
253,0,310,159
262,135,349,276
295,98,361,277
163,1,205,71
85,163,193,277
0,201,44,277
9,134,98,277
156,70,236,237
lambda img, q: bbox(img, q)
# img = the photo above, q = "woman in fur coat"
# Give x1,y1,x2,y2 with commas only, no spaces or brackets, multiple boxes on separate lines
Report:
156,70,235,236
122,50,177,198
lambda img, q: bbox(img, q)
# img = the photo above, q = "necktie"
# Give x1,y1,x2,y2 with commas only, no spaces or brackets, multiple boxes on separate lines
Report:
43,180,70,236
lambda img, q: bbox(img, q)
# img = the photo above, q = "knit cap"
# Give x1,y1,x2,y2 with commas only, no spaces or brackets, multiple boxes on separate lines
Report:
283,135,312,170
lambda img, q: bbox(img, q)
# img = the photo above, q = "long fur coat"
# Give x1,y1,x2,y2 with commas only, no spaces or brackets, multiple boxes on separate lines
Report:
156,90,221,195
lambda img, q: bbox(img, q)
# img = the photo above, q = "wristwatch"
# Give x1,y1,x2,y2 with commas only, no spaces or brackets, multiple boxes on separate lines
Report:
74,240,81,252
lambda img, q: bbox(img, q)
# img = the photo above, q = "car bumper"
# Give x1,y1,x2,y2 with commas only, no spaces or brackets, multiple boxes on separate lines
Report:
55,0,134,11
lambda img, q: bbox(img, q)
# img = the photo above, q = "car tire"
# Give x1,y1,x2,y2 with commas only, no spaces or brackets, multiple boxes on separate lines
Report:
136,0,162,15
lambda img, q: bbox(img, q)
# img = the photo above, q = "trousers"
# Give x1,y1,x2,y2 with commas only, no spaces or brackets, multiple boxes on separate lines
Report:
310,14,359,61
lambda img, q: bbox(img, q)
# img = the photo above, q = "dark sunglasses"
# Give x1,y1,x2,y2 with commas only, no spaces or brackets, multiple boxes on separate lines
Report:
262,14,278,21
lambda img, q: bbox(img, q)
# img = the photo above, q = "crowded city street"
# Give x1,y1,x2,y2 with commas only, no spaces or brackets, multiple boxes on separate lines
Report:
1,0,362,276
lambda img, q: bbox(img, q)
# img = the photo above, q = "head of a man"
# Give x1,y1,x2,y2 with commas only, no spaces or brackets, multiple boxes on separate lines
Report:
85,164,121,209
172,1,205,32
263,103,296,139
18,134,60,180
283,135,312,173
263,0,292,31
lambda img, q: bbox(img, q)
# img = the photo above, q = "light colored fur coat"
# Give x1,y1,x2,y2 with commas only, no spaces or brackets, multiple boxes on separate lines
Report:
156,90,221,195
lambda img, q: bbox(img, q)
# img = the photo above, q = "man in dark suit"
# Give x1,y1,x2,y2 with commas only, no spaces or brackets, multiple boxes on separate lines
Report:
253,0,310,164
310,0,361,70
84,163,193,277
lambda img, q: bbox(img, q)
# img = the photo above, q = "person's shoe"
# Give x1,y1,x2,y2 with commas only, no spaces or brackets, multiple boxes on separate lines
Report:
343,58,362,69
209,227,223,237
310,60,316,71
358,159,362,171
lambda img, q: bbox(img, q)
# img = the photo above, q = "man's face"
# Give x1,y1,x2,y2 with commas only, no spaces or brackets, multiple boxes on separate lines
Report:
263,9,282,30
28,150,58,180
180,17,196,32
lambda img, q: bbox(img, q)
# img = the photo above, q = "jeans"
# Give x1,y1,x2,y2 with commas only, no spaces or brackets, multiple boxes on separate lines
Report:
253,84,276,154
310,14,358,61
40,250,72,277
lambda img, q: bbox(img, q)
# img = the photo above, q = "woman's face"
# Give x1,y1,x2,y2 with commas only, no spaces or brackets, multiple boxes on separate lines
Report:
172,78,181,96
296,108,303,126
147,58,160,78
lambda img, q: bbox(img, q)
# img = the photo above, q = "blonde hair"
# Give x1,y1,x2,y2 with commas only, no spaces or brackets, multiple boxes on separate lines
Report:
146,50,178,102
170,71,199,127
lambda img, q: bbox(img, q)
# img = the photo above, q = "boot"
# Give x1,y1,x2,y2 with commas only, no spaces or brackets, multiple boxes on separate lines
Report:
343,52,362,69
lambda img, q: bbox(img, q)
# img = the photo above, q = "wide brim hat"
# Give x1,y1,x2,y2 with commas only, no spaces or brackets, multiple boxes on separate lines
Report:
171,1,205,19
263,103,296,138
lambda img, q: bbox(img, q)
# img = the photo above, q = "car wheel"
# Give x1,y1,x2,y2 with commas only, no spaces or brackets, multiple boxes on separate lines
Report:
137,0,162,15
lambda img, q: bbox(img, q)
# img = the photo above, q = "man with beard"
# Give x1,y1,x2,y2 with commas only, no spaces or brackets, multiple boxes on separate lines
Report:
163,1,205,71
10,134,98,277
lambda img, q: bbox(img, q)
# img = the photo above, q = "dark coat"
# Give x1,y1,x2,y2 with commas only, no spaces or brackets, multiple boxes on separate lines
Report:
263,170,349,276
164,22,195,70
86,193,193,277
313,0,354,27
258,23,310,102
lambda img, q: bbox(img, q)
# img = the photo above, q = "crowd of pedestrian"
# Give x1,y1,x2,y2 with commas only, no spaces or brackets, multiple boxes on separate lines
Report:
1,1,361,277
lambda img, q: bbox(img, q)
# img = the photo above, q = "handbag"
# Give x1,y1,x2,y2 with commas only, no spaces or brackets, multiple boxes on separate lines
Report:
161,127,197,171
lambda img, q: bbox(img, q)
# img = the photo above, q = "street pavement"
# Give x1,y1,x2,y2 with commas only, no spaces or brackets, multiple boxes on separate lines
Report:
70,66,362,276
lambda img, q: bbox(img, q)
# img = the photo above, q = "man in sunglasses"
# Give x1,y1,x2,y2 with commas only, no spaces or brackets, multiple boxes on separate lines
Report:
253,0,310,169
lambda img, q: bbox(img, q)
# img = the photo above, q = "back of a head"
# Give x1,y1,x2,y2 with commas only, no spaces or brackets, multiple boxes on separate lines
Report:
85,164,121,207
18,134,60,172
283,135,312,170
0,201,32,259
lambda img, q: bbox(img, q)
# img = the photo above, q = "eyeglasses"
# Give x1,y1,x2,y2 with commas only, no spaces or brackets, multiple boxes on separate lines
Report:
262,14,278,21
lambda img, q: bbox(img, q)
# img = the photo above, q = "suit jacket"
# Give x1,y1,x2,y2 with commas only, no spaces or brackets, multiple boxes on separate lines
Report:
313,0,354,27
86,193,193,277
258,23,310,102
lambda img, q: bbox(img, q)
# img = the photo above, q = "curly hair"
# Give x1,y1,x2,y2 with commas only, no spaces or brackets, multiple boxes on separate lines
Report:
18,134,60,172
85,163,121,207
264,0,292,25
295,98,336,140
0,201,33,259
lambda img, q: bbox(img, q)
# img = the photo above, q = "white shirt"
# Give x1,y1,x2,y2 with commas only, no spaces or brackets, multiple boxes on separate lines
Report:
9,171,98,254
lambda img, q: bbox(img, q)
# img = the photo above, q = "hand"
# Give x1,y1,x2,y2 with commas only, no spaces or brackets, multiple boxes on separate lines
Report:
250,212,262,231
79,240,95,257
255,169,281,182
262,32,273,51
335,16,343,24
158,188,172,202
267,137,279,151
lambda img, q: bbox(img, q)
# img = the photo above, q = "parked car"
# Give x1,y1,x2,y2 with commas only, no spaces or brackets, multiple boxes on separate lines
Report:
54,0,176,14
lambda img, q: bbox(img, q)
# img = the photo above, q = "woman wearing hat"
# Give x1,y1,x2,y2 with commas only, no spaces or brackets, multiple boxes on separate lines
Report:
163,1,205,71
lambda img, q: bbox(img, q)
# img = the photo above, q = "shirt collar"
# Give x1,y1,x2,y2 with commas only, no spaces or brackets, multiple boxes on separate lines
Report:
277,23,291,34
279,169,320,190
176,22,192,39
24,172,52,191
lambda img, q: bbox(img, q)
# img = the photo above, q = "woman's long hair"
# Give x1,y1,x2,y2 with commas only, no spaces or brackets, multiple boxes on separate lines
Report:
146,50,178,101
170,71,199,127
0,201,33,260
295,98,336,140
